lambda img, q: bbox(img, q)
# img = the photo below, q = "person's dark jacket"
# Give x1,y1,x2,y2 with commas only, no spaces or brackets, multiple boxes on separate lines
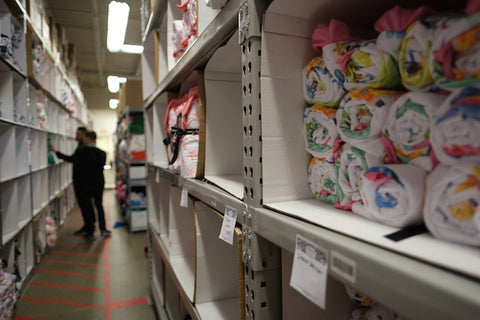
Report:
57,145,106,192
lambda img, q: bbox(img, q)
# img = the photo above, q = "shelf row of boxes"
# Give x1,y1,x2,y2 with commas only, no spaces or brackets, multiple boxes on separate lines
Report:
147,173,243,319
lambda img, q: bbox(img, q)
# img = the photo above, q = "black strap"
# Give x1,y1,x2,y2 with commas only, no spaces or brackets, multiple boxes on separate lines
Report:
164,126,199,165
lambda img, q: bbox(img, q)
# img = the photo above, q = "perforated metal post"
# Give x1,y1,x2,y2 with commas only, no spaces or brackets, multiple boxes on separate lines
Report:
240,1,281,319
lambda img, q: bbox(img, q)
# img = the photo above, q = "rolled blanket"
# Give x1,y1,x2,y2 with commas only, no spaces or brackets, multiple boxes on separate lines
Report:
335,144,381,212
424,164,480,246
308,157,338,205
430,11,480,88
302,56,346,106
338,39,402,90
311,19,362,88
304,105,341,162
345,285,373,307
358,164,426,227
430,87,480,165
398,13,464,91
374,5,436,60
382,92,447,171
337,88,403,151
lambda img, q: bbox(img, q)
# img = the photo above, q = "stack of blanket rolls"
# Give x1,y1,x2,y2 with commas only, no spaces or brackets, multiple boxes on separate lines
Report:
303,0,480,246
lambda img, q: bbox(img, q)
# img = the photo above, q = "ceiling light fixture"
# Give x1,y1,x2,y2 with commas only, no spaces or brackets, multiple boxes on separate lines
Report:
119,44,144,54
109,99,119,109
107,1,130,52
107,75,127,93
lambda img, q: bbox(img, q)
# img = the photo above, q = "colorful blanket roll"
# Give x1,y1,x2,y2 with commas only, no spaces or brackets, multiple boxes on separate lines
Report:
382,91,447,171
374,5,436,61
430,12,480,89
398,13,463,91
338,39,402,90
337,88,402,151
304,105,341,162
358,164,426,227
302,56,346,106
430,87,480,165
308,157,338,205
335,144,381,211
424,164,480,246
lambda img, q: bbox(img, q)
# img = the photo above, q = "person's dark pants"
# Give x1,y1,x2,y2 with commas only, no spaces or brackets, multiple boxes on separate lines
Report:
76,190,97,235
92,190,107,231
74,184,88,229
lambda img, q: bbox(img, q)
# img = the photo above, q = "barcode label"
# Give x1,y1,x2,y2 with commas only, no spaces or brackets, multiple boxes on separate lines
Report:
330,250,356,283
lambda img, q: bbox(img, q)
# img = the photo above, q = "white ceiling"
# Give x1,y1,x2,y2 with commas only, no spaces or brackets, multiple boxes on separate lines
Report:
45,0,143,110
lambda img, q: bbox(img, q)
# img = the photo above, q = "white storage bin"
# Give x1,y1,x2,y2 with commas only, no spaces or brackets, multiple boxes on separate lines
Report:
152,92,169,167
195,203,243,319
142,30,157,99
15,126,28,176
13,72,27,124
281,249,354,320
17,175,32,228
32,169,48,215
0,124,16,181
1,179,18,243
204,30,243,199
130,165,146,179
165,265,181,320
0,64,13,121
168,185,196,302
151,234,166,308
260,0,480,284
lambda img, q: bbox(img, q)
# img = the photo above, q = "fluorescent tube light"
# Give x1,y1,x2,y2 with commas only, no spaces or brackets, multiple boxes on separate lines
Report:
119,44,144,54
107,1,130,52
107,76,126,93
109,99,119,109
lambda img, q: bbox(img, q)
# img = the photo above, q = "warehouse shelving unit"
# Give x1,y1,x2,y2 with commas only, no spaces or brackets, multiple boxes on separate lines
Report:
0,0,88,289
142,0,480,319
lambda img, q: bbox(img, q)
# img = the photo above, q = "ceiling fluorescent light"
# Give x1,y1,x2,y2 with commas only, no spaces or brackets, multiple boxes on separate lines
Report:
109,99,119,109
107,76,126,93
119,44,144,54
107,1,130,52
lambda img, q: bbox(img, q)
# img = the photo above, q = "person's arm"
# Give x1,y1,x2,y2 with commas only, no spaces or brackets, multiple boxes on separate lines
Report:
51,144,77,162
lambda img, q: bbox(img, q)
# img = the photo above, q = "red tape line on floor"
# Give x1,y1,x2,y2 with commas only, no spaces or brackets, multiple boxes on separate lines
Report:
111,296,149,309
49,250,103,258
43,259,105,267
20,296,104,309
30,282,104,292
37,269,104,278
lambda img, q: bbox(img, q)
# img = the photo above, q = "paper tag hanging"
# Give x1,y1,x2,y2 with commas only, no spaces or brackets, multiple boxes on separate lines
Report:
290,234,328,309
180,186,189,208
219,206,238,245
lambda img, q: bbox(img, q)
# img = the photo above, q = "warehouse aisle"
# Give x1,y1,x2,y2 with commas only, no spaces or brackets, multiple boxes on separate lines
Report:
13,190,157,320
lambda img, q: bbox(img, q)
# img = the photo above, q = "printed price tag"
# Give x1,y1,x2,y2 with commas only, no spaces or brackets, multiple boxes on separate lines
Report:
290,235,328,309
180,186,189,208
219,206,238,245
330,250,356,283
155,168,160,183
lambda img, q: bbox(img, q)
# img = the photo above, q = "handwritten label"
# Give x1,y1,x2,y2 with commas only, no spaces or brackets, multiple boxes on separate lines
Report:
290,235,328,309
219,206,237,245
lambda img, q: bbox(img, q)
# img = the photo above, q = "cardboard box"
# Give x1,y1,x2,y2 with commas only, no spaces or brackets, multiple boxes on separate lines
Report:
203,30,243,199
118,79,143,112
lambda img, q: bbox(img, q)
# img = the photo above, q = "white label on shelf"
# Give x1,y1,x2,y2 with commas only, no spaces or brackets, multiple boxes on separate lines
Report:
219,206,237,245
180,186,188,208
290,234,328,309
330,250,356,283
155,168,160,183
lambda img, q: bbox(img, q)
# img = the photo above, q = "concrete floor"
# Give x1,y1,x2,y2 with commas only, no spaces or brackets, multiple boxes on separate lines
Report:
14,190,157,320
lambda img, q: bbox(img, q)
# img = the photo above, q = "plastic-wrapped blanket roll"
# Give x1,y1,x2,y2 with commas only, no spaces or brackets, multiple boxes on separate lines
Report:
163,87,200,178
335,144,382,212
303,105,341,162
358,164,426,227
398,13,464,91
308,157,338,205
430,7,480,89
336,88,403,151
302,56,346,106
430,87,480,165
374,5,436,61
382,92,447,171
425,164,480,246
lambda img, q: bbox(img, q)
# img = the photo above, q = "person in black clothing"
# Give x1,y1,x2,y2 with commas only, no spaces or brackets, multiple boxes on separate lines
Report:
51,127,89,235
52,130,111,239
